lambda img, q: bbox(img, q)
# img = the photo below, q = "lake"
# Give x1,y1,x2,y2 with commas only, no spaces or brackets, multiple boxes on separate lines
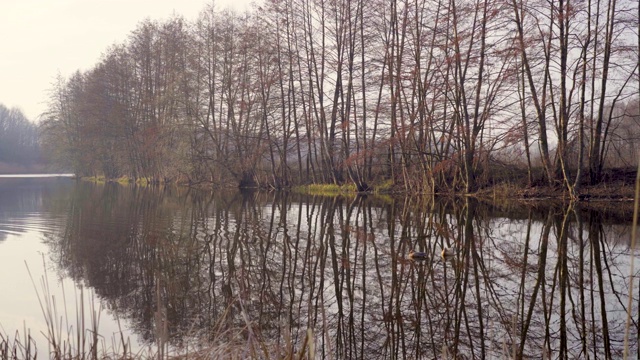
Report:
0,177,638,359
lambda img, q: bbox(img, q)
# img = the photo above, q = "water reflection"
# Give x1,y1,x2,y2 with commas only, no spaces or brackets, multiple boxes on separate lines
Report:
0,178,70,242
40,183,639,358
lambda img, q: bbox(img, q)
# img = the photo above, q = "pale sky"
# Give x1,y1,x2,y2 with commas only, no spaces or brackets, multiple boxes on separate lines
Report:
0,0,253,122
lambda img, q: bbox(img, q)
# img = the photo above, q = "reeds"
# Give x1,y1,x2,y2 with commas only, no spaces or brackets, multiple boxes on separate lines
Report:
2,261,318,360
180,298,318,359
623,160,640,359
0,325,36,359
2,256,153,359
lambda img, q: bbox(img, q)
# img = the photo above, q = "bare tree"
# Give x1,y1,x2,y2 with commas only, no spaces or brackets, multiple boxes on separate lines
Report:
38,0,638,193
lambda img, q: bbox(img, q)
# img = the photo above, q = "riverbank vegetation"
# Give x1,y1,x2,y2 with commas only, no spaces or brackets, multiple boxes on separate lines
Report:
39,0,639,198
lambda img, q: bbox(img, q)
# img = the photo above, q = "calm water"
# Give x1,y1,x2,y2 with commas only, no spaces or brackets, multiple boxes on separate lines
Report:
0,178,639,358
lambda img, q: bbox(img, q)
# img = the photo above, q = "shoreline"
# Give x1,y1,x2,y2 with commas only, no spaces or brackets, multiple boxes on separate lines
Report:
75,175,638,203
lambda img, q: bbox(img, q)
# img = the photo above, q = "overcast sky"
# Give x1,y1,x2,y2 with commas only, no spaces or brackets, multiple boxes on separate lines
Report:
0,0,253,121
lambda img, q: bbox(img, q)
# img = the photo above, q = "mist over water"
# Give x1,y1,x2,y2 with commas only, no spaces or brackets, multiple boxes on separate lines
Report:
0,178,638,358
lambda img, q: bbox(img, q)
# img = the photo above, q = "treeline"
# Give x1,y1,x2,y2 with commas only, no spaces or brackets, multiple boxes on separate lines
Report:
0,104,40,171
40,0,640,194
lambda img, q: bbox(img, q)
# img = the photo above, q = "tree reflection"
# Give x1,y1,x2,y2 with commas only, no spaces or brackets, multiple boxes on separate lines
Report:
42,183,640,358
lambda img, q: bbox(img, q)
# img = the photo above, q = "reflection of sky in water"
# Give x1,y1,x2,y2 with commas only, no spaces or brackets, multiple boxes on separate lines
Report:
0,231,48,334
0,179,143,354
1,232,139,354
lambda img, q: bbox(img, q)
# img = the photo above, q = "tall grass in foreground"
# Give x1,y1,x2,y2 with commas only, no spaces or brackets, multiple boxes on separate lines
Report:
153,292,318,359
22,258,147,360
1,261,318,360
0,257,154,359
0,325,36,359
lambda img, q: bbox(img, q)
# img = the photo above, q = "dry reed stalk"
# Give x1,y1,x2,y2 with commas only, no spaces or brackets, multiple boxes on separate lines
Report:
623,159,640,359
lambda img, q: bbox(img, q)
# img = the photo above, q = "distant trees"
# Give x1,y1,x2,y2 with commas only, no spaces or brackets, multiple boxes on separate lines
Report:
40,0,640,192
0,104,39,169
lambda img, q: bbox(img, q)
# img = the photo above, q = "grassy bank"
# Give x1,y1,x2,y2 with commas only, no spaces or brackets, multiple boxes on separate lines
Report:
77,166,638,202
293,183,357,196
291,180,638,202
